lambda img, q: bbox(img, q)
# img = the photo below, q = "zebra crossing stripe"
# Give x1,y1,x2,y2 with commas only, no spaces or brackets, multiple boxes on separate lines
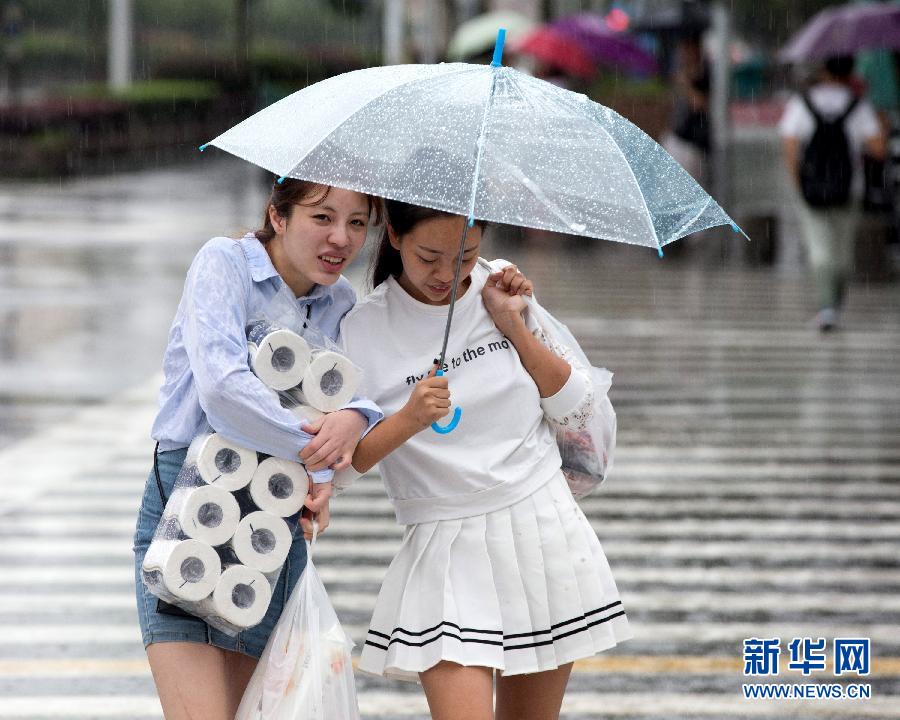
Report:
4,588,900,614
6,564,898,589
1,655,898,678
0,692,896,717
0,622,896,647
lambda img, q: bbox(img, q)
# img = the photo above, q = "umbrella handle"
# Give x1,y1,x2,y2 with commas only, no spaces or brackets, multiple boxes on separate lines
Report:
430,369,462,434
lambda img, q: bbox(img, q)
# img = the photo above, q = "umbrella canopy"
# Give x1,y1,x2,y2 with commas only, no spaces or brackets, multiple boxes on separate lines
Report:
552,13,658,74
447,10,537,60
202,61,735,250
780,2,900,63
508,26,598,79
202,47,740,433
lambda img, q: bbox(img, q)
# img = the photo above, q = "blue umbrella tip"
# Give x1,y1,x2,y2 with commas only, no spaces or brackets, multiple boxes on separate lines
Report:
730,222,740,233
198,143,208,152
491,28,507,68
277,176,287,184
467,216,475,228
657,247,664,259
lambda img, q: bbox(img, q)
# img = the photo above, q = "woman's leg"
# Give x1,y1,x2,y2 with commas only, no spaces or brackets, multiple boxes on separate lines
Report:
147,642,258,719
420,661,494,720
495,662,573,720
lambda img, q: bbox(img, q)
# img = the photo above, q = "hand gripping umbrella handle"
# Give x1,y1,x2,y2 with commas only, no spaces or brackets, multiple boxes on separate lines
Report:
431,369,461,434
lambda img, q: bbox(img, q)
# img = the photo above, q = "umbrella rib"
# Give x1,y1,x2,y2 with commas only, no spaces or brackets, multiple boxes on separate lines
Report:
588,109,662,252
670,195,713,243
466,71,502,220
497,156,588,233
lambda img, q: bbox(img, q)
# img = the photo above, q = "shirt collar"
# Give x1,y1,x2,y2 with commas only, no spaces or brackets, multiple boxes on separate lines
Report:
241,234,280,282
240,234,334,306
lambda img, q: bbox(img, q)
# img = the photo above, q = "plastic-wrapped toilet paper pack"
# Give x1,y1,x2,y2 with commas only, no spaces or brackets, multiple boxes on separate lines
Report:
286,351,362,413
287,403,325,425
142,442,297,636
142,288,372,634
187,433,258,491
173,484,241,546
201,564,273,629
246,321,312,391
231,510,293,574
249,457,308,517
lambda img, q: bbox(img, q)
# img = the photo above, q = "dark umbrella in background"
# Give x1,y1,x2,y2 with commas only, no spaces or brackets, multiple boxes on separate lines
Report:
552,13,658,75
510,14,658,79
779,2,900,63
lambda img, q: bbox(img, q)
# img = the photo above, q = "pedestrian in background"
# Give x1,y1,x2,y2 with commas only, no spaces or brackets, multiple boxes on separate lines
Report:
780,55,885,332
133,179,383,719
663,33,711,185
340,200,631,720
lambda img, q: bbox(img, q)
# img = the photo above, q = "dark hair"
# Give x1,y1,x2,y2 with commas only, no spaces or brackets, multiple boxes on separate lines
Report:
371,199,487,288
255,178,383,243
824,55,855,80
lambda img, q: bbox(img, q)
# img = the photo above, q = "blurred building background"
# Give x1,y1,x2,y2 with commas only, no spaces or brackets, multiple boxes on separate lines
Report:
2,0,897,276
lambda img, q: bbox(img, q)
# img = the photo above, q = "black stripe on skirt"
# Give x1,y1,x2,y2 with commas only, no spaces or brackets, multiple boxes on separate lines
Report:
364,601,626,652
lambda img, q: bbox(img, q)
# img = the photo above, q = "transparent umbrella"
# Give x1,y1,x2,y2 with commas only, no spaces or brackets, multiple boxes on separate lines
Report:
201,32,742,432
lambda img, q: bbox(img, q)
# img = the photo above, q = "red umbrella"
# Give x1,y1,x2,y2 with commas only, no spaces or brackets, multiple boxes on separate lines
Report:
509,26,597,79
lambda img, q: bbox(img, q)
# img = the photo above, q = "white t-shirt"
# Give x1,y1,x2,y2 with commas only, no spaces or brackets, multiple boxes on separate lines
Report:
778,83,881,198
340,260,587,525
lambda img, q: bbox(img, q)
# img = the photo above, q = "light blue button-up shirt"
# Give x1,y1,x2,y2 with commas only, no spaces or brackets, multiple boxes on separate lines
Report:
152,234,383,483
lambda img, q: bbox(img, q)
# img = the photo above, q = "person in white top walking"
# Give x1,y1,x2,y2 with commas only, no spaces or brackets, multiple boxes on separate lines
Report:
780,55,886,331
339,200,631,720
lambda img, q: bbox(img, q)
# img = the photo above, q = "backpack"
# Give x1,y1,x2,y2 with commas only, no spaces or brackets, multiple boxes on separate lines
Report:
799,93,859,208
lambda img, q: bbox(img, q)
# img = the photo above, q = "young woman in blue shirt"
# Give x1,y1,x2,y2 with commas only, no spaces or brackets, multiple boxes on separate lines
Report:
133,179,382,719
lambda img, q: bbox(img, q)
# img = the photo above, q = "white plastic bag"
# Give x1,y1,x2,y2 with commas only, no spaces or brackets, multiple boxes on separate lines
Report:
522,288,617,500
236,529,360,720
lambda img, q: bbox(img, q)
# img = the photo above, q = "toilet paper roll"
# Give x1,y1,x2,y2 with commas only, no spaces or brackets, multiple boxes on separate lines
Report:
294,351,361,412
202,564,272,629
187,433,258,491
230,511,292,573
173,485,241,546
142,539,221,602
246,322,311,391
249,457,307,517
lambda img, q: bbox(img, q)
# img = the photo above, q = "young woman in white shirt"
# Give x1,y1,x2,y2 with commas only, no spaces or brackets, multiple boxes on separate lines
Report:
340,200,631,720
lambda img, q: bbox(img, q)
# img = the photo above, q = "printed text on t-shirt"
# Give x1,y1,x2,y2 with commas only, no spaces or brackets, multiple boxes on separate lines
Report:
404,338,513,385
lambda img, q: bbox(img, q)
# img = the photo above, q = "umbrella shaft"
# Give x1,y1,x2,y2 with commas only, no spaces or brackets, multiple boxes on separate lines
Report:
437,221,472,370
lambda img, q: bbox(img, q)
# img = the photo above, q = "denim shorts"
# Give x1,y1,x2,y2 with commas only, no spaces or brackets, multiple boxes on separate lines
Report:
133,446,307,659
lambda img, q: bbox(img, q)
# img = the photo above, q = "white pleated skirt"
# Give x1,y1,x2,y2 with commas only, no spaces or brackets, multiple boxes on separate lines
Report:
357,471,632,682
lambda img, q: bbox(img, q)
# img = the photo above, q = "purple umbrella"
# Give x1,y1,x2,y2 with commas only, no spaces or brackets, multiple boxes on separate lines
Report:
553,13,658,75
780,2,900,63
